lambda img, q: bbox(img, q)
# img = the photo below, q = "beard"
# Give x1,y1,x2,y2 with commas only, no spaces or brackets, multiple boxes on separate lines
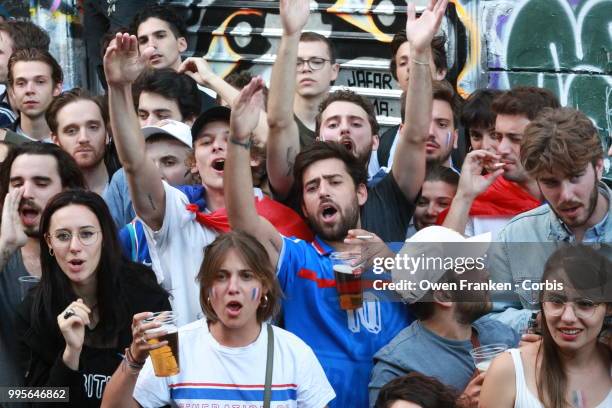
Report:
307,199,360,242
551,177,599,228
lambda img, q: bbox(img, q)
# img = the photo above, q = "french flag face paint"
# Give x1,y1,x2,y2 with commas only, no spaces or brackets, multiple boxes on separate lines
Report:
251,287,259,301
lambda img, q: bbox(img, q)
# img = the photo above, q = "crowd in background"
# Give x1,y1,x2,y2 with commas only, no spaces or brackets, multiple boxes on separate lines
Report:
0,0,610,407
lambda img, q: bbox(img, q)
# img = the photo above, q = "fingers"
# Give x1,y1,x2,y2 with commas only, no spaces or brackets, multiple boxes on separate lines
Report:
406,1,416,21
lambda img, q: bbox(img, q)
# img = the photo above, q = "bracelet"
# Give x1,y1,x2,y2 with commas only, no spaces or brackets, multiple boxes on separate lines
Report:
124,346,145,371
230,136,252,150
412,58,430,66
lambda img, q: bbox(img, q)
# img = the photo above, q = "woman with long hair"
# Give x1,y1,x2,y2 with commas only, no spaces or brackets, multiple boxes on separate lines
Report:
101,230,335,408
480,245,611,408
15,190,170,407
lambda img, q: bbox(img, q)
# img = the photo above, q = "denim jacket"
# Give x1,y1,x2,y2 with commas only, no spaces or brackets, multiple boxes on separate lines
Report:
486,182,612,331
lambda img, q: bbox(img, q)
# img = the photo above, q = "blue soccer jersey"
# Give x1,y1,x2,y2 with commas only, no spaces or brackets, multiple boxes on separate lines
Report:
277,236,412,408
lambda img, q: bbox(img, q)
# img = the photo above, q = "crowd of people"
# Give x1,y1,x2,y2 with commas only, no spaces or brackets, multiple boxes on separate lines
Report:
0,0,610,407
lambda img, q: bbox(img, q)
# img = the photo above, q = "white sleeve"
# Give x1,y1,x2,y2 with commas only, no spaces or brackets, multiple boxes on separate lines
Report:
133,358,172,407
296,343,336,408
140,181,194,251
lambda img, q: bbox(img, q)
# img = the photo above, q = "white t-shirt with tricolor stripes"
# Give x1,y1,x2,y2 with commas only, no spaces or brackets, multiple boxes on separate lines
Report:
134,320,335,407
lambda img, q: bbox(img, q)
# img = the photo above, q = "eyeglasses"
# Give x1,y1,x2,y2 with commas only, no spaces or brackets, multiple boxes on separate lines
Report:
296,57,330,71
47,229,101,247
542,294,602,319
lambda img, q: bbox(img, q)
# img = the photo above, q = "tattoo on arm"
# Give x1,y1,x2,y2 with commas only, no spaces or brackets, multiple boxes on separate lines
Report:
284,147,296,177
147,194,157,211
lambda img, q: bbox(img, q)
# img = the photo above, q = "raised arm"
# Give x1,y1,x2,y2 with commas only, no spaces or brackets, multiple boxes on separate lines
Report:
0,188,27,272
265,0,310,199
104,33,165,231
179,57,268,145
442,150,503,234
391,0,448,202
226,77,282,265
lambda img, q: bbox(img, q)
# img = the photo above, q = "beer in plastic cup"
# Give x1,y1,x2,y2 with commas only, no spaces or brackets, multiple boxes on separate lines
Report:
144,311,179,377
469,343,508,373
330,252,364,310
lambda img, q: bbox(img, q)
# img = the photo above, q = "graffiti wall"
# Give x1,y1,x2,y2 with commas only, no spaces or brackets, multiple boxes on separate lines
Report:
166,0,611,175
4,1,611,174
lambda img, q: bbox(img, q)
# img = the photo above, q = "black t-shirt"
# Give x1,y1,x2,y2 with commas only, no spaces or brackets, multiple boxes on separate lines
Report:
295,115,316,150
362,170,414,242
15,265,171,408
199,86,218,113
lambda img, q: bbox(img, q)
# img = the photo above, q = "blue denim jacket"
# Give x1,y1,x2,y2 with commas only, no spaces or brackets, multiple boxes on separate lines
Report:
487,182,612,331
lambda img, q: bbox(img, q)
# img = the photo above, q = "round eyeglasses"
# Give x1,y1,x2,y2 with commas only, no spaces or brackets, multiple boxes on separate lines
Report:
296,57,330,71
542,294,602,319
48,229,101,247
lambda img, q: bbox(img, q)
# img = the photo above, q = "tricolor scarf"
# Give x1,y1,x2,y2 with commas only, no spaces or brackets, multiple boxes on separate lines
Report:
178,185,314,241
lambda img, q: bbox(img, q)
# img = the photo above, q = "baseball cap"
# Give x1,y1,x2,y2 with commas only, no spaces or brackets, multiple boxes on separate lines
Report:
141,119,192,148
392,226,491,303
191,106,231,141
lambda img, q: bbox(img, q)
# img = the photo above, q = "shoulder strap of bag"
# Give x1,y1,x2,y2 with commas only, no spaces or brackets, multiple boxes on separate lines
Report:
263,324,275,408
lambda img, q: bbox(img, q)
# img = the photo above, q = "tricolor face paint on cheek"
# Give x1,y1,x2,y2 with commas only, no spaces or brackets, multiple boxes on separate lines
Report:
251,287,259,301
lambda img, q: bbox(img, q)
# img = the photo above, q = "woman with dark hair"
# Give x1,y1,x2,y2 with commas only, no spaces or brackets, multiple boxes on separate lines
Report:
481,245,612,408
15,189,170,407
101,230,335,408
375,372,466,408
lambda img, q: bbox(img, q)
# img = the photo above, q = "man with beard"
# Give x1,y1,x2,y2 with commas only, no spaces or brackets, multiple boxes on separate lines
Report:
6,48,63,141
368,228,518,408
267,0,443,242
226,78,412,407
442,87,560,237
0,143,84,388
224,1,454,397
489,108,612,314
47,88,111,195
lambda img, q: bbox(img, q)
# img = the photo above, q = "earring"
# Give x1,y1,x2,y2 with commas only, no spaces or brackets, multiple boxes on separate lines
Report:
260,295,269,308
48,247,54,257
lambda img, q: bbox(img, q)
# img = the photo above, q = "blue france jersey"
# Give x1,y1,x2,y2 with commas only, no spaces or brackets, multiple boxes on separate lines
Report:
277,236,412,408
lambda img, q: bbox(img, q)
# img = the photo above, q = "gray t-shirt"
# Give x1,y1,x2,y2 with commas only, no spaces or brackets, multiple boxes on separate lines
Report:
0,250,29,388
368,316,519,407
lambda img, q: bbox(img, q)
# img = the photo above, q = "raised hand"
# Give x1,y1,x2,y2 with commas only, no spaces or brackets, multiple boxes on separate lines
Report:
280,0,310,36
457,150,504,199
0,188,28,252
103,33,154,86
344,229,394,271
230,76,266,142
405,0,448,53
179,57,215,86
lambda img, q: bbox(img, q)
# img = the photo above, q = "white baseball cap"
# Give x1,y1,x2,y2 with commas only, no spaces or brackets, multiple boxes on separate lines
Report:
392,226,491,303
141,119,192,148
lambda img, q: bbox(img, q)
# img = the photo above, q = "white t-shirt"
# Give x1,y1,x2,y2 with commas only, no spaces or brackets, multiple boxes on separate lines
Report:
141,182,218,326
134,320,336,408
465,216,511,238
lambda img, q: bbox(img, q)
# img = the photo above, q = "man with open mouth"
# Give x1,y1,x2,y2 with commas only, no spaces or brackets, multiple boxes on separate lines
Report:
0,143,85,393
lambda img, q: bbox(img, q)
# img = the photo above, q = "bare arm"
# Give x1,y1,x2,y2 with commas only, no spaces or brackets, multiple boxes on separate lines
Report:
479,352,516,408
391,0,448,202
104,33,165,231
226,78,283,265
442,150,503,234
101,312,166,408
179,57,268,145
265,0,310,199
